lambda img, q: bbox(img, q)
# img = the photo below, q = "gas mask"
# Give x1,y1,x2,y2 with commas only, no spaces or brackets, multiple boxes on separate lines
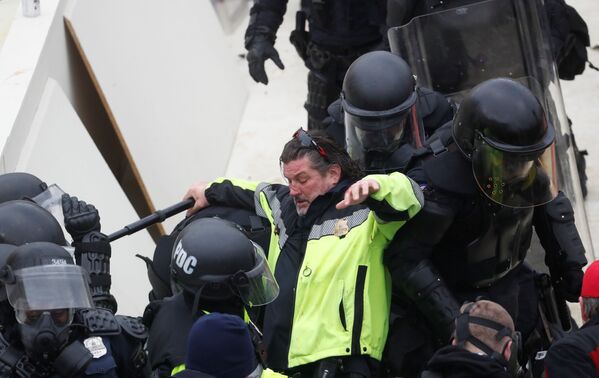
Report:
17,308,73,361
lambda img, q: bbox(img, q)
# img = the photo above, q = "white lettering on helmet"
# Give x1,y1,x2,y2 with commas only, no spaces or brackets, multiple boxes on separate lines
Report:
50,258,67,265
173,243,197,275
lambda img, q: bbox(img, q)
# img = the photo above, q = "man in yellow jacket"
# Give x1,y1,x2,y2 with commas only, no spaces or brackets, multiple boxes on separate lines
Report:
184,129,423,377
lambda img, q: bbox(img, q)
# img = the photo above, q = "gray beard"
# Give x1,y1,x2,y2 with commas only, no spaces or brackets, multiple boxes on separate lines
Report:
295,206,308,216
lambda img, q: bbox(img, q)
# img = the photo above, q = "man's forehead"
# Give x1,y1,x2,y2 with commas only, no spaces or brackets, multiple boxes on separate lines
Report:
282,156,316,177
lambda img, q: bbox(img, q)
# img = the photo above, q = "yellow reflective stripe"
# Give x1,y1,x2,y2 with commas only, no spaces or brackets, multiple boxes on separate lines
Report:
171,364,185,376
210,177,260,192
262,368,289,377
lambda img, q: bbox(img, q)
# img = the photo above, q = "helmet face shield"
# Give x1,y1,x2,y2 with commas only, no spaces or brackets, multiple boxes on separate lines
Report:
230,242,279,307
345,110,410,169
6,265,93,312
192,242,279,307
472,137,557,207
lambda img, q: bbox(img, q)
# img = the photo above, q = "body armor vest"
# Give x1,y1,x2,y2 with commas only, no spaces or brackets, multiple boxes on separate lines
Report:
422,149,534,288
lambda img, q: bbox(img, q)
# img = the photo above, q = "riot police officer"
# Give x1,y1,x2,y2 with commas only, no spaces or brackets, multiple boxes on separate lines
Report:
143,217,278,377
245,0,387,129
139,205,271,302
325,50,454,172
0,242,147,377
385,78,587,376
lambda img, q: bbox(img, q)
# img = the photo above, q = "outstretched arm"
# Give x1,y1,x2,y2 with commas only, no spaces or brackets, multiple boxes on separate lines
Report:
184,178,260,217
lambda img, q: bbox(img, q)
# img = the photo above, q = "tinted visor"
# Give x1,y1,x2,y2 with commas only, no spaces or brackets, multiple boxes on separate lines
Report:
472,138,557,207
345,111,410,168
6,265,93,311
199,242,279,307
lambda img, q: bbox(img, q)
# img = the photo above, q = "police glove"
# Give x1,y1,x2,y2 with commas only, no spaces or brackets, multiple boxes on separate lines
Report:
62,194,101,242
247,36,285,85
554,268,584,302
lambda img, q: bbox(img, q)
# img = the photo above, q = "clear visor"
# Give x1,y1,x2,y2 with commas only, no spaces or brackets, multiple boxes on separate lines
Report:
6,265,93,311
201,242,279,307
472,138,557,208
31,184,71,245
345,111,409,168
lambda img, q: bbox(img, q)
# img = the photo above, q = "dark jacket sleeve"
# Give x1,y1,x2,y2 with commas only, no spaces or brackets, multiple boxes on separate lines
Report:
534,191,587,272
545,338,597,378
205,179,257,212
245,0,289,47
385,170,461,341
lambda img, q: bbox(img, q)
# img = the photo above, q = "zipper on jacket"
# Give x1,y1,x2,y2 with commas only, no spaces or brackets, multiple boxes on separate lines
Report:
287,231,309,366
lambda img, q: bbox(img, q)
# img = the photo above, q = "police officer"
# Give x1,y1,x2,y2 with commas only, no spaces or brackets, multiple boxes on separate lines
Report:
245,0,387,129
144,217,278,377
385,78,587,376
0,242,147,377
325,50,454,172
139,206,271,302
0,172,116,312
386,0,593,196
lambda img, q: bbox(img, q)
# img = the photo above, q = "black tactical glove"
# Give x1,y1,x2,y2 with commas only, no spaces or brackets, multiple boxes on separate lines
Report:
247,35,285,85
554,268,584,302
62,194,101,243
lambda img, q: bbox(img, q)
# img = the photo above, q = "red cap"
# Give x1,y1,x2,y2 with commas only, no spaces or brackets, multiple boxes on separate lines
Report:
581,260,599,298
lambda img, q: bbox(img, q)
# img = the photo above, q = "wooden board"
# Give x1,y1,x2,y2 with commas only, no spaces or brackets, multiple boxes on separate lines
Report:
18,78,155,316
63,0,248,233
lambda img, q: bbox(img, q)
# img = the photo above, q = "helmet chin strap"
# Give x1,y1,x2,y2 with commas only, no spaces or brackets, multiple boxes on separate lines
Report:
190,285,206,319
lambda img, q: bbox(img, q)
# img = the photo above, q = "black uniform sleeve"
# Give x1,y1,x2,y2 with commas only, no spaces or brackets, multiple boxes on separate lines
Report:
534,191,587,301
204,180,257,212
244,0,289,47
385,179,462,342
545,338,597,378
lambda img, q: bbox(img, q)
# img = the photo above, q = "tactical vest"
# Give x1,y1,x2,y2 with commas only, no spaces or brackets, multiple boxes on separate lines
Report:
418,130,534,287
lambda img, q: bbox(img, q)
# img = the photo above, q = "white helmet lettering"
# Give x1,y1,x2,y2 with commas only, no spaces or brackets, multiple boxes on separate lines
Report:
173,243,197,275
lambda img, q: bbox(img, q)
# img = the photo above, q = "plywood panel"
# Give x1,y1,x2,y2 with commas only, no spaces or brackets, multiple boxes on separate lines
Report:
19,78,155,316
63,0,248,233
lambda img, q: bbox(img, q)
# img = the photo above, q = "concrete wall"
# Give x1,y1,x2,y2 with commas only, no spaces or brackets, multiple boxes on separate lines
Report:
0,0,248,315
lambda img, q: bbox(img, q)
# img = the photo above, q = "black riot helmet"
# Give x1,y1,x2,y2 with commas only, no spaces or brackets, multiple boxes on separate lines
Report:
342,51,423,173
453,78,557,208
0,200,67,246
0,172,47,204
0,244,16,303
170,218,278,311
0,242,93,364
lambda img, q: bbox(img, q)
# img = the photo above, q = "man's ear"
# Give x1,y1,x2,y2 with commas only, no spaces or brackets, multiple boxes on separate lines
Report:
328,163,342,182
503,340,512,361
580,296,588,323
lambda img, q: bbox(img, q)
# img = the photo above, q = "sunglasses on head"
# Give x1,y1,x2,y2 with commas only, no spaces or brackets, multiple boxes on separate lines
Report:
293,128,330,163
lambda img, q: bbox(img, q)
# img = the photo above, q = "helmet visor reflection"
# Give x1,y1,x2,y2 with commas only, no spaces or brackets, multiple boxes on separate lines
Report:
472,138,557,208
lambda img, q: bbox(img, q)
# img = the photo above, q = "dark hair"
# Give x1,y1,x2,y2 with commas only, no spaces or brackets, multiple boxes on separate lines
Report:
280,130,363,181
582,297,599,320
